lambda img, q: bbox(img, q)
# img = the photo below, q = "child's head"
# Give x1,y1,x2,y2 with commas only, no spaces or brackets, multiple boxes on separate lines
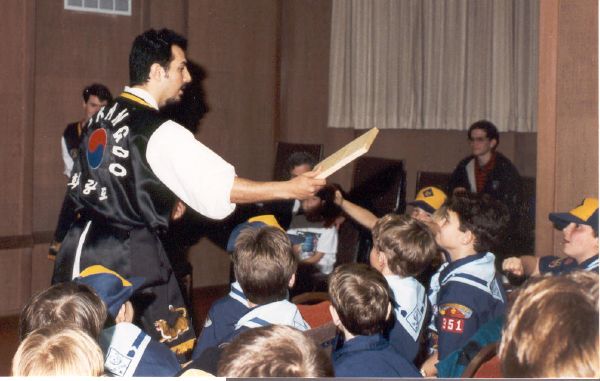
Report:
370,214,438,277
408,186,447,222
301,184,342,226
217,324,333,377
434,192,509,254
227,214,303,252
499,271,599,378
328,263,392,337
233,225,298,305
549,197,599,262
75,264,145,323
12,326,105,376
19,282,106,341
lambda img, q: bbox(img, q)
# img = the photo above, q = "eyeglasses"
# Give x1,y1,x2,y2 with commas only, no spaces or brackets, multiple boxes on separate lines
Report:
468,136,489,143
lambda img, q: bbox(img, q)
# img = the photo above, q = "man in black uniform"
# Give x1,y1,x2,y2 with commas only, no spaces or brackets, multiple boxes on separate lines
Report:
49,84,113,257
51,29,325,360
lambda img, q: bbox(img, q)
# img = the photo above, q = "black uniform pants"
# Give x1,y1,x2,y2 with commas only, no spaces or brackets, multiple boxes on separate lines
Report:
52,218,196,361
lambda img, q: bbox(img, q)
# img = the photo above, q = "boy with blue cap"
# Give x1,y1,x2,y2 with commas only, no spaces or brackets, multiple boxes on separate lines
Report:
503,197,599,276
76,265,180,377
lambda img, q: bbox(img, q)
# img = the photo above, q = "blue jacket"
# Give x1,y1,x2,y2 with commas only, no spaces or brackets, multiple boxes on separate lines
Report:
539,254,599,275
431,252,506,360
192,282,249,359
332,334,422,377
100,322,180,377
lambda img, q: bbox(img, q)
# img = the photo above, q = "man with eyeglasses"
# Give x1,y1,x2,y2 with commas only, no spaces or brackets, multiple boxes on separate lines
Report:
446,120,522,256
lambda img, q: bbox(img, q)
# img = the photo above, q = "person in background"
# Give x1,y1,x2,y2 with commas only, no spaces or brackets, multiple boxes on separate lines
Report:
49,83,113,258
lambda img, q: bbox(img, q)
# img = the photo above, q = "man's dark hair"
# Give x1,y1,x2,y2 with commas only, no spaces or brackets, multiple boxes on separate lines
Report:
82,83,112,103
468,120,500,146
438,192,510,253
129,28,188,86
286,151,316,178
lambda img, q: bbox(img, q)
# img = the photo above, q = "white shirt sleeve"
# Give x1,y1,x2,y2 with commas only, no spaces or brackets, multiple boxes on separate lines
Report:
146,120,237,220
61,136,73,177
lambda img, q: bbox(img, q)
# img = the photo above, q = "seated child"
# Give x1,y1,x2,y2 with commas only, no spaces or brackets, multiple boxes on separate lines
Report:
19,281,106,341
76,265,181,377
189,225,309,373
370,214,438,363
503,197,599,276
287,185,342,279
499,271,599,378
334,186,448,229
328,263,422,377
12,326,105,376
422,192,509,376
217,324,333,377
194,214,302,358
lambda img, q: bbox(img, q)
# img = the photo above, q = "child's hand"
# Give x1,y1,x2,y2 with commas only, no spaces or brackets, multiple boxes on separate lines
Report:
334,190,344,206
502,257,524,276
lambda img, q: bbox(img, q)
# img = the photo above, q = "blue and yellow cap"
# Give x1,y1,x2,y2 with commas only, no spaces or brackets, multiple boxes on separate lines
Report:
408,186,448,214
549,198,599,234
75,265,145,318
226,214,303,252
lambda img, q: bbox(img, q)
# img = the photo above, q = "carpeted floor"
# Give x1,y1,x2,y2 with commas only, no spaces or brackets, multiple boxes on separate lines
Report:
0,285,228,376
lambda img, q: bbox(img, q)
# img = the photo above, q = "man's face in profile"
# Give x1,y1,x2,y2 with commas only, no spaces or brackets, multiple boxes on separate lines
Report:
83,95,108,122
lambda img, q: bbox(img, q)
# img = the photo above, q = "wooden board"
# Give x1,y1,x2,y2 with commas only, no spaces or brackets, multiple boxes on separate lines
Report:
315,127,379,179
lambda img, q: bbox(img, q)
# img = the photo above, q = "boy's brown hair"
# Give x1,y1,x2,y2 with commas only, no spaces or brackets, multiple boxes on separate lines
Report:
436,192,509,253
12,326,105,376
499,271,599,378
371,214,438,277
328,263,391,336
19,282,107,341
217,324,333,377
233,226,298,305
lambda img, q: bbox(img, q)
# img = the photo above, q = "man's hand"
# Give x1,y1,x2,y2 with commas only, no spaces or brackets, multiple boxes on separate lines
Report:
286,169,325,200
48,240,61,261
502,257,524,277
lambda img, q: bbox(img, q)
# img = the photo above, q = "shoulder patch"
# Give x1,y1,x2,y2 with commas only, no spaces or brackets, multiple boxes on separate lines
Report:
203,317,212,328
439,303,472,319
439,303,471,334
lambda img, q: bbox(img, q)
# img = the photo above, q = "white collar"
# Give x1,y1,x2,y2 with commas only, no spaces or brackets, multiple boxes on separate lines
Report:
124,86,159,110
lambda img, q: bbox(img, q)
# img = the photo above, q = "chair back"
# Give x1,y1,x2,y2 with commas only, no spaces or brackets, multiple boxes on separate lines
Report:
461,342,501,378
273,142,323,181
415,170,452,194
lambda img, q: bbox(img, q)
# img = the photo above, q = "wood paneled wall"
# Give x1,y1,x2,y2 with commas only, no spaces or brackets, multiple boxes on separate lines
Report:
0,0,595,315
536,0,598,257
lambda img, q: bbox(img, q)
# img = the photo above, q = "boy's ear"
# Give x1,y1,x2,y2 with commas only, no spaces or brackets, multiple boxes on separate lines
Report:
288,273,296,289
385,302,392,320
378,251,387,267
462,229,475,246
329,305,341,328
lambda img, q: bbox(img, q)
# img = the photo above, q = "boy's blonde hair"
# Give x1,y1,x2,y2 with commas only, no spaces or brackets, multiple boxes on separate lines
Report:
233,226,298,305
12,326,104,376
371,214,438,277
217,324,333,377
499,271,599,378
328,263,391,336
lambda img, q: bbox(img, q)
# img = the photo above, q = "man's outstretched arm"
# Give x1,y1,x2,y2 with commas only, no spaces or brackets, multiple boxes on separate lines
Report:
230,170,325,204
